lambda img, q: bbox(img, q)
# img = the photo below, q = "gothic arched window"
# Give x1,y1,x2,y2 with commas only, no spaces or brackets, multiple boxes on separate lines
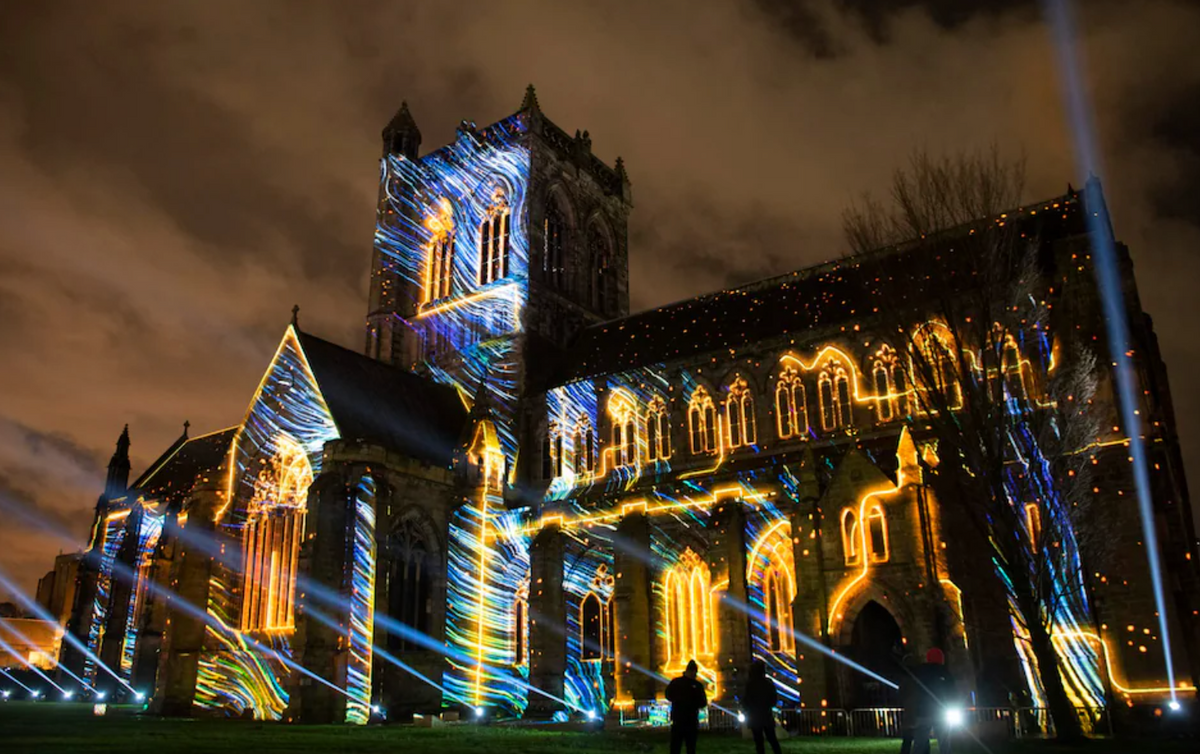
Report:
608,393,637,468
725,377,757,448
514,580,529,666
688,386,718,455
241,435,311,632
388,520,435,651
645,396,670,461
841,508,860,567
589,225,616,316
573,418,595,476
544,203,566,289
581,565,615,662
819,360,853,432
422,199,455,303
867,505,889,562
479,188,511,285
776,367,809,439
664,549,713,673
763,565,795,653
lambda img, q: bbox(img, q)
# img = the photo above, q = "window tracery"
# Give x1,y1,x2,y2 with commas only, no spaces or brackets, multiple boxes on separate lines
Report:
572,418,596,476
581,564,615,662
819,360,853,432
664,549,713,672
241,435,311,633
775,367,809,440
479,188,511,285
687,386,718,455
422,198,455,303
645,396,671,461
543,203,566,290
608,393,638,468
725,376,757,448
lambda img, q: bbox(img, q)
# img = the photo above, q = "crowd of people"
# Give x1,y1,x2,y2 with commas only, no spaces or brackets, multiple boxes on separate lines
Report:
662,647,958,754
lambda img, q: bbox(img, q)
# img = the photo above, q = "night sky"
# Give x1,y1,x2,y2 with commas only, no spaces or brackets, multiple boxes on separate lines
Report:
1,0,1198,600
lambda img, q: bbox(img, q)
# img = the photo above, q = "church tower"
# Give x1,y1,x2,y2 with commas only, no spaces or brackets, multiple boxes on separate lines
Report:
363,87,632,486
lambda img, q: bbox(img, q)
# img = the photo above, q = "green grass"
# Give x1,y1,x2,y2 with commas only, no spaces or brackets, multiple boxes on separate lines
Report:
0,703,1192,754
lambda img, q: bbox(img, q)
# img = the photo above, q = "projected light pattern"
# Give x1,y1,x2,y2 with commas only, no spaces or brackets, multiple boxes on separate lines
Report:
443,476,531,716
562,528,616,715
745,502,800,705
85,511,130,683
376,114,530,463
119,511,165,676
344,474,378,725
195,327,341,720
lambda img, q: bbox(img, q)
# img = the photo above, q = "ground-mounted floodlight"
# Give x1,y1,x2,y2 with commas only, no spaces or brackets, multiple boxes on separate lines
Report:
944,707,964,728
737,712,746,724
1167,700,1182,712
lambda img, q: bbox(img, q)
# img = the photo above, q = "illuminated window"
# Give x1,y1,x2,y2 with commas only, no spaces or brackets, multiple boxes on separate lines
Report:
687,386,718,455
540,422,566,480
541,427,553,480
892,365,909,418
725,377,757,448
590,226,616,315
544,204,566,289
841,508,860,567
776,368,809,439
917,326,962,408
479,188,511,285
763,565,795,653
514,581,529,666
1003,335,1029,400
664,549,713,672
389,520,435,651
646,396,671,461
422,199,455,303
609,393,638,468
241,435,311,632
1025,503,1042,553
582,565,615,662
819,364,853,432
573,418,596,476
867,505,888,562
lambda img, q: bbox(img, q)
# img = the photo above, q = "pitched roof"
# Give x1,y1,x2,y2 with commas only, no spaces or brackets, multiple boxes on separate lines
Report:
131,428,237,508
545,189,1089,386
297,332,467,467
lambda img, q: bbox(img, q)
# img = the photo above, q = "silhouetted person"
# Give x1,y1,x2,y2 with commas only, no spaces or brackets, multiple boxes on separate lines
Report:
666,659,708,754
742,660,782,754
899,648,958,754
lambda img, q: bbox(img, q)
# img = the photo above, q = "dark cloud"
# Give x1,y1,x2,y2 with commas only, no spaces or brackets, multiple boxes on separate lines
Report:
0,0,1198,598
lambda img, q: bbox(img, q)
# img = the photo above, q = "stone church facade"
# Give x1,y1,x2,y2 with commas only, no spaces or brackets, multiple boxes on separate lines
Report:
54,88,1198,726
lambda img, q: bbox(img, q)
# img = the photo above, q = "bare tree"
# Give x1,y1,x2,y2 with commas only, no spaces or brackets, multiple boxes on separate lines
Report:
843,147,1105,741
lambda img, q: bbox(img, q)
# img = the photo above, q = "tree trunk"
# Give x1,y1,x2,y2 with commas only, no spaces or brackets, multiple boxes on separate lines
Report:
1015,582,1083,741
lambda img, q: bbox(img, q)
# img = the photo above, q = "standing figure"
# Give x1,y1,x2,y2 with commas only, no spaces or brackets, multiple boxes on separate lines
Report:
899,648,958,754
742,660,782,754
666,659,708,754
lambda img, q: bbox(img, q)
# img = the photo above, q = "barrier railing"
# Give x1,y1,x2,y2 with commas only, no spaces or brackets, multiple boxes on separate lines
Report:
617,703,1108,739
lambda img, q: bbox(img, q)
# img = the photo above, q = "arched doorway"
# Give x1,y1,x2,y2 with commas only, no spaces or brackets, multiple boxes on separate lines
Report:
844,600,904,708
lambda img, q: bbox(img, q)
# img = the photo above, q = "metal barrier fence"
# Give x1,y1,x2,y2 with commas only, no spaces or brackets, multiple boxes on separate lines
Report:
617,703,1109,739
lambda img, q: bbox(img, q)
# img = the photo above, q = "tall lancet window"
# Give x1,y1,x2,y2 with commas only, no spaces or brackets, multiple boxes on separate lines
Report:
423,198,456,303
241,435,312,632
725,376,756,448
479,188,511,285
589,225,616,316
544,204,566,289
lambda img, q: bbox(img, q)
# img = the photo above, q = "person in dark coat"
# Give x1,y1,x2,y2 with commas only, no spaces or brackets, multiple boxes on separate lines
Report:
899,648,958,754
665,659,708,754
742,660,782,754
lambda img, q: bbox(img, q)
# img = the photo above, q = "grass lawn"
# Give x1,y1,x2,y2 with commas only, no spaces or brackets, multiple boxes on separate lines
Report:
0,703,1193,754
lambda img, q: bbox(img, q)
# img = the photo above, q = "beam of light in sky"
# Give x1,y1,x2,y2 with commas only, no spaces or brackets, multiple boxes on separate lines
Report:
1044,0,1177,700
0,633,66,695
0,620,97,693
0,568,137,696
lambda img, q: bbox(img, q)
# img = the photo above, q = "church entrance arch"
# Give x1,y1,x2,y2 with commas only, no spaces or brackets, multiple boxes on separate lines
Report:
843,600,903,708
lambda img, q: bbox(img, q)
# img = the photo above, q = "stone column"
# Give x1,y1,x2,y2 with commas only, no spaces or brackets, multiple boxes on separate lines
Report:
527,523,566,717
613,511,654,706
709,502,752,704
790,453,832,708
153,478,224,716
294,465,357,724
98,504,143,690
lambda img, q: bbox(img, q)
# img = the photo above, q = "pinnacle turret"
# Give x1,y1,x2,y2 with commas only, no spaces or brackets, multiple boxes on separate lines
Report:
382,100,422,160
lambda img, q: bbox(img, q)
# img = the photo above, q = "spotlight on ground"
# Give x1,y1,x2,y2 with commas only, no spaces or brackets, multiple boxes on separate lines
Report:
135,691,146,701
585,709,596,720
2,691,10,699
62,691,73,700
474,706,486,720
1167,700,1182,713
944,707,964,728
96,692,106,701
738,712,747,724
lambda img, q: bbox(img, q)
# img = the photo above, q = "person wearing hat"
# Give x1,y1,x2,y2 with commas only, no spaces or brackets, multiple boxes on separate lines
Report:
665,659,708,754
899,647,958,754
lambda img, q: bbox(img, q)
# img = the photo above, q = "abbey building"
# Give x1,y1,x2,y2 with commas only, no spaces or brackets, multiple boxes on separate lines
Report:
49,87,1199,726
